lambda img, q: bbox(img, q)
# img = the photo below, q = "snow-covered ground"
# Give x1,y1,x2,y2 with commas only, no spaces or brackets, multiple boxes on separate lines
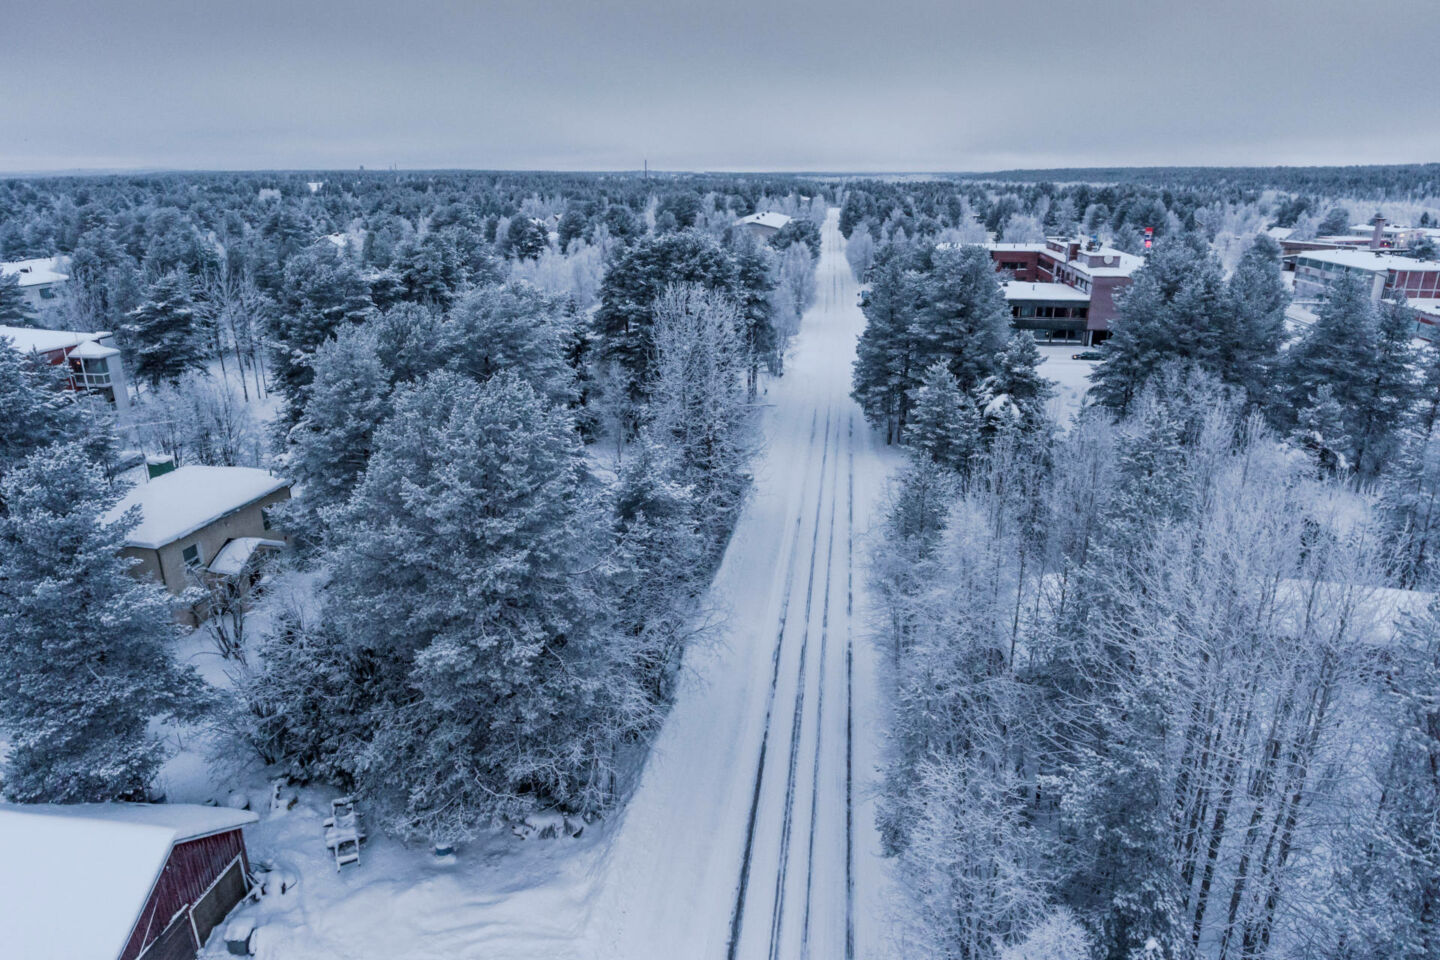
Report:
1036,346,1095,427
188,210,904,958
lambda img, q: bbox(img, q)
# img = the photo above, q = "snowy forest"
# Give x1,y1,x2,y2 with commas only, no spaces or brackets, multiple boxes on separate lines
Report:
849,174,1440,959
0,166,1437,959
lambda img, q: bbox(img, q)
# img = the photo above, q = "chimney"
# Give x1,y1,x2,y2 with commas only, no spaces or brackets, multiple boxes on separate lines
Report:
1371,214,1387,251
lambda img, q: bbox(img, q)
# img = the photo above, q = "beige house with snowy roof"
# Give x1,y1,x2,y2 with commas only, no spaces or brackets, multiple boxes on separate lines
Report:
106,465,291,621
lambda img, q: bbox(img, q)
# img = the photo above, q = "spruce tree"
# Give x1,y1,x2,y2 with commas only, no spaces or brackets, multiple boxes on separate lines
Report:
0,444,206,802
122,272,208,386
907,362,981,475
0,271,37,327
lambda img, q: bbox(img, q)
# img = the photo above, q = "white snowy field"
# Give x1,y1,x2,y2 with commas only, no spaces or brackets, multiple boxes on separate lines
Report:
185,210,904,959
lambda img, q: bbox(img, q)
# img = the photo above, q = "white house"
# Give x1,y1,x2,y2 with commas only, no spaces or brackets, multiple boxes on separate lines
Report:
1,255,69,309
736,211,793,240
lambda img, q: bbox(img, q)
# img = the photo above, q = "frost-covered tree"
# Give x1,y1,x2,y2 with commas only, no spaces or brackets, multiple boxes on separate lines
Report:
907,362,982,475
1282,274,1418,477
595,230,739,397
916,244,1011,395
306,372,643,840
285,322,392,537
0,445,205,801
0,271,37,326
0,340,88,491
442,282,577,407
844,226,876,282
647,284,751,535
269,244,375,421
122,272,208,386
1091,233,1282,414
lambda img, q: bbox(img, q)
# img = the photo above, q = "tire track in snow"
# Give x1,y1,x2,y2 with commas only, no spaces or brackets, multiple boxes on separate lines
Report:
726,408,829,960
844,413,856,960
798,407,843,959
764,411,840,960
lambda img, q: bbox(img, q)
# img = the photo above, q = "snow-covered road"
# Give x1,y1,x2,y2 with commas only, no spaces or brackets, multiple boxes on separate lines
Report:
588,210,900,960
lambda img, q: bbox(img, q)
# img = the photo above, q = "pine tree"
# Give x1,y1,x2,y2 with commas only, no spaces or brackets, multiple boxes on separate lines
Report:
0,340,80,490
1296,384,1351,476
907,362,982,474
442,282,576,407
595,230,738,397
914,244,1011,395
318,372,640,840
852,241,921,442
286,322,392,537
270,245,375,421
0,444,206,802
122,272,207,386
0,271,37,326
979,333,1055,434
1090,234,1238,414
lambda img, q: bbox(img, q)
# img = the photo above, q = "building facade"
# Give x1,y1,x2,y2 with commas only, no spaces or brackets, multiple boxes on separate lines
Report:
0,324,131,408
985,238,1143,344
105,465,292,622
0,255,69,309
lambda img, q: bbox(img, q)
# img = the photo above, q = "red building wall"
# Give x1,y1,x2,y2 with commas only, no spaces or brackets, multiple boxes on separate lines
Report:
120,829,250,960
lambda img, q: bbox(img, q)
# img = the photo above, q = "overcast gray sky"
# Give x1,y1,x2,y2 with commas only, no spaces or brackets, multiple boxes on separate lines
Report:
2,0,1437,173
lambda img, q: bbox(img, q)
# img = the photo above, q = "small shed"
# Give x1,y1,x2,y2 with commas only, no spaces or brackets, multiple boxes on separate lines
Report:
0,802,259,960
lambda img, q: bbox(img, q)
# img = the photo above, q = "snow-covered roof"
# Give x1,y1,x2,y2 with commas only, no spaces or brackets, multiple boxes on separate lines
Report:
736,211,792,230
1408,298,1440,318
0,325,109,355
1295,248,1440,273
106,465,290,549
321,232,348,249
0,255,68,287
208,536,286,577
0,803,257,960
986,242,1048,252
1264,226,1295,241
1001,281,1090,302
67,339,120,359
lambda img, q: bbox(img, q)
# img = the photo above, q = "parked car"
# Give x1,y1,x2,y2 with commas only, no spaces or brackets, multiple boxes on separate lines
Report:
1071,350,1104,361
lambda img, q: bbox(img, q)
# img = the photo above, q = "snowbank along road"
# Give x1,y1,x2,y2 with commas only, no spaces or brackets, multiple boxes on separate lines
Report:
589,210,899,959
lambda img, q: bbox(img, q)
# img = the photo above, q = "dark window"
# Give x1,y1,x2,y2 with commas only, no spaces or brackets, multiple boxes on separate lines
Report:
182,544,202,568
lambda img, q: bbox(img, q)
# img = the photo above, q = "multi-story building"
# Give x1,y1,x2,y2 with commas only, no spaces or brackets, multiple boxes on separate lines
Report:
1291,248,1440,302
0,324,131,408
985,238,1144,345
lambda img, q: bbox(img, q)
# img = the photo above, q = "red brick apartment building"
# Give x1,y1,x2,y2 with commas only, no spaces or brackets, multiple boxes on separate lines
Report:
986,238,1144,345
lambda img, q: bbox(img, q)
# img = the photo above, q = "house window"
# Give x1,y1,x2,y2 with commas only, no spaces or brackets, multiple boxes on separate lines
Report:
261,508,274,530
182,544,202,568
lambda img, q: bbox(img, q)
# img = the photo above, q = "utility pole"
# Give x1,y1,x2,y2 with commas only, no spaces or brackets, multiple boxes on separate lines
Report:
644,158,648,181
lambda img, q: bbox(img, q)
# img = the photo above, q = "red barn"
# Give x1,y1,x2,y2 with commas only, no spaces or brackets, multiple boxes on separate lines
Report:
0,803,258,960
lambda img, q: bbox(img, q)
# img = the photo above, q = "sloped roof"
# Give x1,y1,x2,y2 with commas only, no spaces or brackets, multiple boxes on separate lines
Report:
0,256,68,287
736,211,792,230
0,325,107,355
0,803,257,960
104,465,290,549
208,536,286,577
